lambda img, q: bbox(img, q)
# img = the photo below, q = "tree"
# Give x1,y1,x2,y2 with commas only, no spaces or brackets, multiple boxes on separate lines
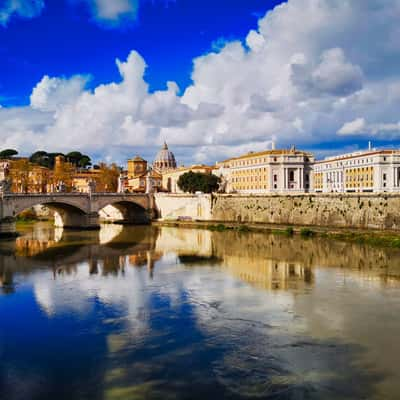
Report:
78,155,92,169
177,171,221,194
9,159,32,193
0,149,18,159
66,151,91,169
29,151,65,169
97,163,121,192
30,151,50,168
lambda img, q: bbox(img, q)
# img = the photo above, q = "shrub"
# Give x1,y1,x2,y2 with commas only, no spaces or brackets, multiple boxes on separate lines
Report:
285,227,294,235
300,228,315,237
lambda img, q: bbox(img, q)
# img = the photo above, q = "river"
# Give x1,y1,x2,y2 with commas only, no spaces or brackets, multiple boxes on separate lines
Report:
1,222,400,400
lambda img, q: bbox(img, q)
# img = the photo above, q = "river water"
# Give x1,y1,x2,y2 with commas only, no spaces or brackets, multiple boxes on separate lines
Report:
1,223,400,400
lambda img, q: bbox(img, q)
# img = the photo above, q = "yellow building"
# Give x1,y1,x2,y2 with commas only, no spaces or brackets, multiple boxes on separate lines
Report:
127,156,147,179
123,156,162,193
218,146,314,194
8,159,51,193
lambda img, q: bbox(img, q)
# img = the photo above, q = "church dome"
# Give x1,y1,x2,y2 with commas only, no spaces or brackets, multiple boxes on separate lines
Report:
153,142,177,172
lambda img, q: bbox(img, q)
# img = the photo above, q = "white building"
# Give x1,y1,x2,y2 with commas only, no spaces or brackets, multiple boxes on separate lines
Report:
313,147,400,193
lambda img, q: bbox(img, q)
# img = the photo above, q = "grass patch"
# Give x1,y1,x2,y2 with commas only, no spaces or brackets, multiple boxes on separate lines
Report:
285,227,294,236
328,232,400,248
300,228,315,237
237,225,251,233
272,226,294,236
207,223,229,232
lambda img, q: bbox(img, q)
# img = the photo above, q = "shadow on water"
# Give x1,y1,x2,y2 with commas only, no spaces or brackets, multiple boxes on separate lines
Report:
0,224,399,399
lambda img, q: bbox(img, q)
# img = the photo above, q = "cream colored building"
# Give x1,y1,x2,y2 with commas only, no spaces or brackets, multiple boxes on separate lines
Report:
162,165,213,193
218,146,314,194
313,147,400,193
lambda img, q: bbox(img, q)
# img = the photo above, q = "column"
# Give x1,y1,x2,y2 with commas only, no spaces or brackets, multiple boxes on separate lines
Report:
283,168,287,191
299,168,303,190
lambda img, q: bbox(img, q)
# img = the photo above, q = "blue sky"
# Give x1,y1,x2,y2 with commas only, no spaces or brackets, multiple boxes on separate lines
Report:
0,0,399,165
0,0,283,106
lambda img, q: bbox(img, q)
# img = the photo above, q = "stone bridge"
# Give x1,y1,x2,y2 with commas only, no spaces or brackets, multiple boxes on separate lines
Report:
0,193,154,236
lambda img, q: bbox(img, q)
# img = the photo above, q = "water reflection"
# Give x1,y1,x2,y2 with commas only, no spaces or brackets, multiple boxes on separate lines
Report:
0,223,400,399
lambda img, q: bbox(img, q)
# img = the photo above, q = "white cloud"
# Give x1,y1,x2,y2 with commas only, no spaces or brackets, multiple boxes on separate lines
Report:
0,0,44,26
339,118,400,137
2,0,400,164
338,118,366,135
30,75,89,112
81,0,139,26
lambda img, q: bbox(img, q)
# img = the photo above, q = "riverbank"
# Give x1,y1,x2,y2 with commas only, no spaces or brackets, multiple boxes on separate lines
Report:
153,220,400,249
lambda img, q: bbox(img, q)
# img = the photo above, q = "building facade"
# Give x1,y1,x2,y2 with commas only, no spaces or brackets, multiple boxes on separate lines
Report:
121,156,162,193
219,146,314,194
162,165,214,193
313,149,400,193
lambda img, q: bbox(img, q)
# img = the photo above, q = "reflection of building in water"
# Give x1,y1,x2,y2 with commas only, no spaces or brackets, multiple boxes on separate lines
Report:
15,237,57,257
128,251,161,279
155,228,213,257
223,257,314,291
213,231,400,288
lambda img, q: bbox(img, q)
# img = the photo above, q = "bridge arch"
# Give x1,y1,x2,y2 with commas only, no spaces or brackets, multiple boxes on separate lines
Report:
2,195,98,230
97,200,151,225
0,194,154,235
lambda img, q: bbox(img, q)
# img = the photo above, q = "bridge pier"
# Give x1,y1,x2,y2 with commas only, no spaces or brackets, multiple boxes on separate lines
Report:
0,217,17,238
54,211,100,230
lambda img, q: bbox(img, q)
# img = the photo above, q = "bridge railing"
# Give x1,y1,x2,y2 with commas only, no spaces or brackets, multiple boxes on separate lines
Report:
2,192,147,197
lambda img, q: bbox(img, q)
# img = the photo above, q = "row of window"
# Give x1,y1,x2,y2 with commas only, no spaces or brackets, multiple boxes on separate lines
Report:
232,176,268,183
233,185,268,190
232,168,268,175
315,156,393,171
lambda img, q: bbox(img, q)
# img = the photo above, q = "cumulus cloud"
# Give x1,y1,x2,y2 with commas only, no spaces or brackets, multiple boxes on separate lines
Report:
30,75,89,112
0,0,44,26
2,0,400,164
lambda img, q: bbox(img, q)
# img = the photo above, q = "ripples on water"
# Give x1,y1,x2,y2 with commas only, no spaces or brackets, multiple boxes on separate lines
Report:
1,222,400,399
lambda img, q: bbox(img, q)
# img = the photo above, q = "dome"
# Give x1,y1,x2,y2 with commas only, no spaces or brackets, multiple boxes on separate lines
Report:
153,142,177,172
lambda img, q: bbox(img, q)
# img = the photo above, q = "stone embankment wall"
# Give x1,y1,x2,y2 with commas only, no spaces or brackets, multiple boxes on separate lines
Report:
155,193,400,230
154,193,213,221
213,194,400,230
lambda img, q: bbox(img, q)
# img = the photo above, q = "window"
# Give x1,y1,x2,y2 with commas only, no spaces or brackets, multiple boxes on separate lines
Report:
273,174,277,182
383,173,387,181
289,171,295,181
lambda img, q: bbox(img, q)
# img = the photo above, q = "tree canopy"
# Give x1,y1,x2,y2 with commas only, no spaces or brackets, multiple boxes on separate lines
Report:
177,171,220,194
27,150,92,169
65,151,92,168
0,149,18,159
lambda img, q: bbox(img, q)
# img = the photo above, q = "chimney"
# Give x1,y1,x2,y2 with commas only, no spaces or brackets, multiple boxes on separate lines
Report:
368,141,372,151
271,141,276,150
